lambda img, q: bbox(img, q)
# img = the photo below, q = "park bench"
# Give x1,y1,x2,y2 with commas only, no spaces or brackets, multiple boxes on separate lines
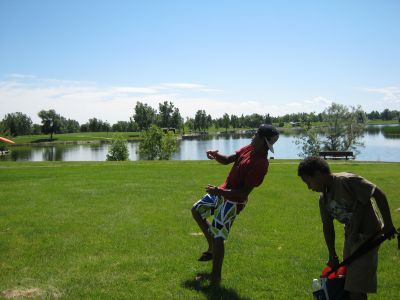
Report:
319,151,354,160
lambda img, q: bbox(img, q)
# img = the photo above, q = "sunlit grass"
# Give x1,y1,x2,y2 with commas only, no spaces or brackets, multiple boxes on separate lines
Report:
0,160,399,299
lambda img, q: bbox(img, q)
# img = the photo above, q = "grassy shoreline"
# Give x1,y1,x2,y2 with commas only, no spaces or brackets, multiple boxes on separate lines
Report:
6,132,142,146
0,160,399,299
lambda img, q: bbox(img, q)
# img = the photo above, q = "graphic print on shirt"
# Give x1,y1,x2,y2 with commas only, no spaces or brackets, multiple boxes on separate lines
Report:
328,199,353,224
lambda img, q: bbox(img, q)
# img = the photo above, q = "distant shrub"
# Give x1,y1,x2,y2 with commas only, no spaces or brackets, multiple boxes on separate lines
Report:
138,125,177,160
106,135,129,161
278,122,285,127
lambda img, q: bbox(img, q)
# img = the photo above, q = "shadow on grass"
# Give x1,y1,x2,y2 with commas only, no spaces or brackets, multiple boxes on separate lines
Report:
182,272,250,300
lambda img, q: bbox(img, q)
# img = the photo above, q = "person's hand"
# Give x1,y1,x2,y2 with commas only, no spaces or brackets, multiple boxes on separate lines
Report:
206,150,219,160
327,255,339,268
206,184,219,195
382,223,397,240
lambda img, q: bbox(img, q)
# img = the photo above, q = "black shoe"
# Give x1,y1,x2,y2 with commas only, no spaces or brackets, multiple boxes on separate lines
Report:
198,251,212,261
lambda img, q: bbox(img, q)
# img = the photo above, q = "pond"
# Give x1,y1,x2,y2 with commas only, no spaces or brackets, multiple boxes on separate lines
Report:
1,125,400,162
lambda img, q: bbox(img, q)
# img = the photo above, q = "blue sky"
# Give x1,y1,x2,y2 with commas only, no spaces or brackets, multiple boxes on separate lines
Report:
1,0,399,123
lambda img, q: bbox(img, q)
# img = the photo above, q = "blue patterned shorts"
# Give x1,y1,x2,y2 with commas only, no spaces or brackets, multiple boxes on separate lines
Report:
193,194,237,240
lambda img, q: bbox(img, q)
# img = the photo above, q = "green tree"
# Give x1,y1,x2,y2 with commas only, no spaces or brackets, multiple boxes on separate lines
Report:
128,120,139,132
185,117,195,132
106,135,129,161
244,113,264,128
112,121,130,132
0,120,9,136
138,125,177,160
88,118,101,132
239,114,245,128
295,103,367,157
32,124,41,135
321,103,366,153
170,107,183,130
194,110,209,131
367,110,380,120
381,109,392,120
133,102,156,131
230,115,239,129
157,101,174,128
61,118,80,133
110,120,138,132
222,113,230,132
1,112,32,136
160,131,177,160
82,118,110,132
295,122,321,157
38,109,62,140
80,124,89,132
264,114,272,125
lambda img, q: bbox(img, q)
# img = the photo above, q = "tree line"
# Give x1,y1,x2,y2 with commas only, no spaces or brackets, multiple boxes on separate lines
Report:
1,101,399,138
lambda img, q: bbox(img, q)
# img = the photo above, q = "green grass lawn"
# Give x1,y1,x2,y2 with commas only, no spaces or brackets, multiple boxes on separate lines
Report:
367,119,399,125
8,132,142,144
0,161,399,299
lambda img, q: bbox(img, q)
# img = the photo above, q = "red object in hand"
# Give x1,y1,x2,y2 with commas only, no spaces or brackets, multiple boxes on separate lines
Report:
321,265,347,279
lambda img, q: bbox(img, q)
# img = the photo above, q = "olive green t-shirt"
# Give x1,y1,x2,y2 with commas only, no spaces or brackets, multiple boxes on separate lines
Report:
319,172,382,236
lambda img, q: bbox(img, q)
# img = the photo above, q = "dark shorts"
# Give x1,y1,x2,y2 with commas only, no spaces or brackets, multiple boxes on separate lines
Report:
344,233,379,293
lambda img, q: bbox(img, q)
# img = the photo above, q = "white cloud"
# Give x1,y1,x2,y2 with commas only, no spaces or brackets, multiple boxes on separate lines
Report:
110,86,159,94
286,102,303,107
173,96,332,119
6,74,37,79
304,96,332,105
365,86,400,104
0,75,225,123
160,83,223,92
161,83,207,89
262,96,332,115
0,74,335,124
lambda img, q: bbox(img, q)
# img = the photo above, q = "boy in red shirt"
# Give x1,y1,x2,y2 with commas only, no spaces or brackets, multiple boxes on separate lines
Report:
191,124,279,285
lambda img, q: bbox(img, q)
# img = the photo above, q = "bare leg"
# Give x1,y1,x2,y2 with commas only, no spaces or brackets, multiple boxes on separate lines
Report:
191,207,213,252
349,292,367,300
211,238,224,285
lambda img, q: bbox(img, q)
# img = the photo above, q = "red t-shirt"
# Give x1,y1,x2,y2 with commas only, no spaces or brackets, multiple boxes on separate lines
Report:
219,144,269,213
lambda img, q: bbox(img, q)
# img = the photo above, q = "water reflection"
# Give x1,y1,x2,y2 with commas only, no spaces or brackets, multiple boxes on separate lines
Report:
1,125,400,162
42,147,63,161
383,133,400,139
9,146,33,161
365,125,382,135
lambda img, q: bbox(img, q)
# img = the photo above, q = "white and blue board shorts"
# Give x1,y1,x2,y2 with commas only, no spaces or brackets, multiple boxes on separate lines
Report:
193,194,237,240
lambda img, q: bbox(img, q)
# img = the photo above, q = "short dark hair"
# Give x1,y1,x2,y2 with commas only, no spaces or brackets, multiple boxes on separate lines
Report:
298,156,331,177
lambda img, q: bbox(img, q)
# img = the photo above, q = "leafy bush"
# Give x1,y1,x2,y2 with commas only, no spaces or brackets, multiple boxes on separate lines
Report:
106,135,129,161
294,127,321,157
138,125,177,160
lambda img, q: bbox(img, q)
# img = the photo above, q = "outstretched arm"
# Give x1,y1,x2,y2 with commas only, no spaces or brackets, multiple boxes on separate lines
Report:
206,150,236,165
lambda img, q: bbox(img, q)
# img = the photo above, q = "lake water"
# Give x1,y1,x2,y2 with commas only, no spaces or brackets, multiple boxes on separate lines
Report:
2,125,400,162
